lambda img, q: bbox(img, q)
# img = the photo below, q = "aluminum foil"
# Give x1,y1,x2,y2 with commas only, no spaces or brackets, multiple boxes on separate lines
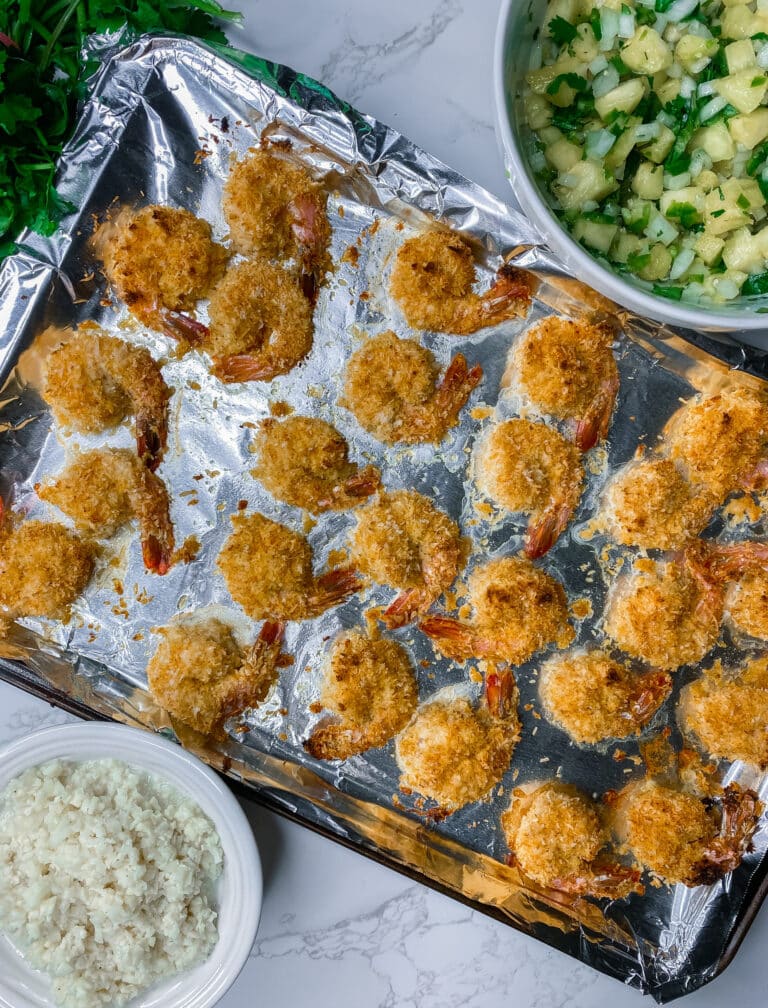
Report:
1,34,768,1002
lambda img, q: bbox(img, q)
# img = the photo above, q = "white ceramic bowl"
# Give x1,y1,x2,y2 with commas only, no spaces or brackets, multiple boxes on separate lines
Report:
493,0,768,347
0,722,262,1008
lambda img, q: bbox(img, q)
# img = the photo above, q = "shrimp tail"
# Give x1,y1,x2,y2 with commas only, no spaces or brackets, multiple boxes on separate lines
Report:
625,670,672,724
342,466,381,501
480,264,534,320
291,191,325,306
243,620,285,676
214,354,280,384
419,615,477,660
304,720,365,761
136,414,167,472
485,668,516,721
382,587,436,629
142,534,172,576
157,307,210,345
524,501,574,559
433,353,483,416
689,784,761,884
309,567,362,615
551,860,644,899
574,372,621,452
708,541,768,581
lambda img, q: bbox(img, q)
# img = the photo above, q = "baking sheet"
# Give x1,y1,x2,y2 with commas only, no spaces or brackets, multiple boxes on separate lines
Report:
1,34,768,1002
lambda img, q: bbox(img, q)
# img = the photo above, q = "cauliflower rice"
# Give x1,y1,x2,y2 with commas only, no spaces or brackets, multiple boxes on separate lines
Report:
0,758,223,1008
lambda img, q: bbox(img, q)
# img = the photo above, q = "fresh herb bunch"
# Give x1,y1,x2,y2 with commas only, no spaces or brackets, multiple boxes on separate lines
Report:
0,1,241,258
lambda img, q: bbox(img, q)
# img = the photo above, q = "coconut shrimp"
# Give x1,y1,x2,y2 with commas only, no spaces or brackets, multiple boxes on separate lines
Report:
666,386,768,504
476,417,585,559
609,777,761,886
223,148,331,304
100,205,227,332
252,416,380,513
421,555,574,666
511,315,620,452
304,629,418,760
351,490,463,628
38,448,175,575
0,507,94,620
700,540,768,641
502,782,643,898
680,658,768,768
218,512,361,622
342,330,482,445
395,669,520,815
603,546,723,670
43,330,170,471
389,229,533,335
147,616,285,737
539,649,671,745
603,456,714,550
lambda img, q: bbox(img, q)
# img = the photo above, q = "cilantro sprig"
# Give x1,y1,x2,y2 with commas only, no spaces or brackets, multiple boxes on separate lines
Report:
0,0,242,259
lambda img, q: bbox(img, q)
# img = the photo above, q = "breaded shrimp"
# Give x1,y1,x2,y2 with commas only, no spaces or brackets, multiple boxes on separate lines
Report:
101,205,227,331
218,512,361,622
539,649,671,745
502,782,642,898
147,616,285,736
223,148,331,304
342,330,481,445
421,555,574,666
609,778,761,886
252,416,380,513
43,330,170,471
603,547,723,670
38,448,175,575
390,229,533,335
701,540,768,640
395,669,520,815
304,629,418,760
666,386,768,503
603,456,714,550
351,490,463,628
203,260,314,383
476,417,584,558
510,315,620,451
0,512,94,620
680,658,768,768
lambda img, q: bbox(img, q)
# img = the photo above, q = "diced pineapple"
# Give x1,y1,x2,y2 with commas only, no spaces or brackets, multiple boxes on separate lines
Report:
693,123,735,162
546,138,583,173
527,57,585,101
721,4,755,40
638,243,672,282
696,170,719,192
654,75,681,106
714,70,768,115
660,186,705,219
725,39,757,74
595,79,646,120
526,94,553,131
539,125,564,145
676,35,717,73
573,219,619,253
695,232,725,266
605,118,640,169
632,162,664,199
555,160,618,210
643,124,675,163
572,23,599,63
722,227,765,272
545,0,581,26
611,231,645,264
728,108,768,149
723,177,764,210
622,28,672,75
704,185,749,234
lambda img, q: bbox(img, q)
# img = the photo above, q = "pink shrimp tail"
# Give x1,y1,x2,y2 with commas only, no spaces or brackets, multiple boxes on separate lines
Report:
574,373,620,452
708,541,768,581
627,670,672,723
481,264,534,318
311,567,362,613
136,415,167,472
142,534,172,576
381,587,435,629
158,307,209,345
342,466,381,501
291,192,323,306
257,619,285,650
434,354,483,412
214,354,280,383
485,668,515,719
691,784,760,884
552,861,644,899
524,501,573,559
419,615,476,660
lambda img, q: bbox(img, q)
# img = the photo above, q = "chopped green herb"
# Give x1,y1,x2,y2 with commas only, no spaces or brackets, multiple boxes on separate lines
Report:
545,72,589,96
636,7,656,26
583,210,617,224
610,54,629,75
737,192,751,210
753,76,767,87
665,201,701,228
652,283,684,300
752,32,768,41
741,271,768,296
746,142,768,177
654,0,675,11
548,15,578,45
551,93,596,138
710,209,726,218
627,250,651,272
589,8,602,40
664,99,698,177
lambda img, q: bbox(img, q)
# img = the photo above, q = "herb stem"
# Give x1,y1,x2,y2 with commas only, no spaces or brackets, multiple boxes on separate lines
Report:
39,0,81,71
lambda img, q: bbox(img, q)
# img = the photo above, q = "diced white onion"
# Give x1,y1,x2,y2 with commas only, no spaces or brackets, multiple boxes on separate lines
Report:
589,54,609,75
714,278,741,299
681,282,705,303
528,43,542,71
582,200,599,212
618,11,635,38
614,164,626,180
599,8,620,51
689,56,711,74
758,0,768,11
664,24,683,45
645,209,679,245
664,171,692,189
530,149,547,172
679,76,696,99
586,128,617,158
686,21,712,39
666,61,683,79
560,172,580,188
733,147,750,177
666,0,699,23
635,122,661,142
658,110,676,128
697,80,717,98
654,13,669,34
700,96,728,122
593,65,620,97
758,44,768,70
689,148,712,179
670,248,696,279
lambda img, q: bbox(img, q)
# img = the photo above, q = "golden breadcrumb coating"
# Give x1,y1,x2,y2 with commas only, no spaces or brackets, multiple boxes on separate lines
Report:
604,556,722,670
502,783,606,887
102,205,226,325
604,457,713,550
352,490,463,625
539,650,671,744
253,416,380,513
0,520,94,619
43,330,170,470
476,417,584,557
390,229,532,335
38,448,174,575
304,629,418,759
395,672,520,812
727,567,768,640
342,330,481,444
206,259,314,382
667,386,768,501
218,512,359,622
147,616,283,736
680,659,768,767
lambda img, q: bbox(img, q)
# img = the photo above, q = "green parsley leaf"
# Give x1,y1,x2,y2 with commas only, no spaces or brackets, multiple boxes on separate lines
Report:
654,0,676,11
636,7,656,26
741,271,768,296
665,201,701,228
652,283,684,300
737,192,751,210
548,15,578,45
589,8,602,40
627,250,651,272
545,72,589,96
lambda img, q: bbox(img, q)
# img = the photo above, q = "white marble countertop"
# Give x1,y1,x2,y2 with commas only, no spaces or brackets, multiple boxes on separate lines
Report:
3,1,768,1005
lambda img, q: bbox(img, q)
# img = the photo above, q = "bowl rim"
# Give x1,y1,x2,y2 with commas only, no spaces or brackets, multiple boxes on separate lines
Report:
0,722,262,1008
492,0,768,334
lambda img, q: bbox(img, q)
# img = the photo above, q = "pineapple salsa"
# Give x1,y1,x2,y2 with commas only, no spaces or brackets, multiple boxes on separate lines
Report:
524,0,768,304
